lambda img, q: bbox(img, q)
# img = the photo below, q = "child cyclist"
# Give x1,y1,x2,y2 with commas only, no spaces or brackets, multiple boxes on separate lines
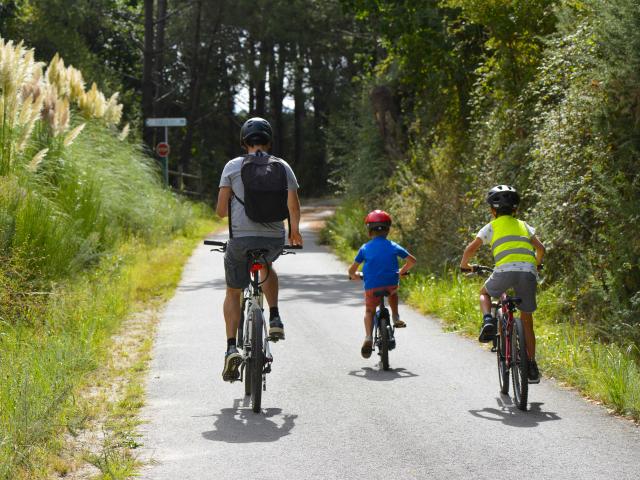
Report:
460,185,545,383
348,210,417,358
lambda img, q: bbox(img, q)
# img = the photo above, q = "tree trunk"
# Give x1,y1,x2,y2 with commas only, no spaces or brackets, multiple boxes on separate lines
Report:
179,1,224,174
179,0,204,175
248,40,256,113
307,49,328,191
142,0,155,147
220,44,237,158
293,44,305,167
153,0,168,116
269,42,286,156
255,40,270,116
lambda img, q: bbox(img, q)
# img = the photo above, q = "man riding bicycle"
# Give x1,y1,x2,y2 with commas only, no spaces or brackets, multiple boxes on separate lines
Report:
216,117,303,382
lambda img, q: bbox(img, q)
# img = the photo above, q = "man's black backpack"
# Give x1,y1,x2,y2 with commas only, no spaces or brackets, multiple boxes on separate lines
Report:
232,154,289,226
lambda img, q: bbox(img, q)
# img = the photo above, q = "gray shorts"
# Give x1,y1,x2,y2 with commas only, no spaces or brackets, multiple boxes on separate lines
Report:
224,236,284,289
484,271,537,313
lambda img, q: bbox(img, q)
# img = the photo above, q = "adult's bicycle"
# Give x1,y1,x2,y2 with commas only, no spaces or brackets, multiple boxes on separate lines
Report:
205,239,301,413
462,265,530,411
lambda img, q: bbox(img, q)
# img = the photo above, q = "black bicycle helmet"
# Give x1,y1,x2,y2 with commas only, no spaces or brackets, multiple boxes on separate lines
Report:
240,117,273,147
486,185,520,209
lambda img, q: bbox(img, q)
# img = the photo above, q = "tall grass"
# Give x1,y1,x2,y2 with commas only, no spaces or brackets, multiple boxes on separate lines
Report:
0,37,210,477
323,203,640,421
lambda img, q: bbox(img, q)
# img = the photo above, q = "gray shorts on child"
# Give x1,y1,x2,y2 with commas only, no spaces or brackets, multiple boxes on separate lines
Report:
484,271,537,313
224,236,284,289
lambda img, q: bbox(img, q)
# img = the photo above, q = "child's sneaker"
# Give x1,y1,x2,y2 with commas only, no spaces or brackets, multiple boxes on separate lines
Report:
392,315,406,328
478,314,496,343
361,339,373,358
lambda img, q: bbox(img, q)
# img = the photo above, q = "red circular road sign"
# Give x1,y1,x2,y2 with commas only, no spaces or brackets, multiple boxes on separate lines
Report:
156,142,170,157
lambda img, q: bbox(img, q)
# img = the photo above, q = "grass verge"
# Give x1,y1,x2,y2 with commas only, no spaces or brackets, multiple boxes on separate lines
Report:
322,203,640,421
1,216,220,479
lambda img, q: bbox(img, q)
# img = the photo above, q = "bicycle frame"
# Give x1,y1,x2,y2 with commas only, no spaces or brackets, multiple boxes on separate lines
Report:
373,295,394,344
240,254,273,382
494,293,518,369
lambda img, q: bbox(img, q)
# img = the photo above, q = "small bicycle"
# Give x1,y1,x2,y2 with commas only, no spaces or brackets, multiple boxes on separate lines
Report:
462,265,530,411
205,239,301,413
353,272,408,371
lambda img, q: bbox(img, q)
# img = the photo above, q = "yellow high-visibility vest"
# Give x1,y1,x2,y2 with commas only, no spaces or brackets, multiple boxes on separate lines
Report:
490,216,536,267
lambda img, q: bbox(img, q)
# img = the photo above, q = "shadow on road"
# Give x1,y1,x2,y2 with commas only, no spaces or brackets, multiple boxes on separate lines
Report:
279,273,362,306
348,366,419,381
178,277,226,292
201,397,297,443
468,396,561,428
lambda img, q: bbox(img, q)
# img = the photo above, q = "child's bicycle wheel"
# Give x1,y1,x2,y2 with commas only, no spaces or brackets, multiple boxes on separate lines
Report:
511,317,529,411
379,314,390,371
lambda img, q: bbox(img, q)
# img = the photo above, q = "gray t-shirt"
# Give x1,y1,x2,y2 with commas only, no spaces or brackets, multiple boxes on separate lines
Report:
219,152,299,238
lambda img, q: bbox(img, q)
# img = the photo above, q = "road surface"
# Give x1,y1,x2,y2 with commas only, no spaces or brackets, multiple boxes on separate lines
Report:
140,208,640,479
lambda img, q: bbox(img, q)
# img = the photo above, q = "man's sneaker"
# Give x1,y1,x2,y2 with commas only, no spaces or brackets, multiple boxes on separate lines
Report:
528,360,541,384
269,316,285,341
222,346,242,382
361,339,373,359
393,316,407,328
478,316,497,343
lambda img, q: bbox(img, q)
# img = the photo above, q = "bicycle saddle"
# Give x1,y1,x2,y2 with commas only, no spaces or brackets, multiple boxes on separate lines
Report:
504,296,522,305
246,248,270,259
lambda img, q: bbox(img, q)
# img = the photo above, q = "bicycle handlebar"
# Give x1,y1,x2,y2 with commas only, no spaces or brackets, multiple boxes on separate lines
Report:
204,240,226,247
350,271,410,280
460,265,494,275
461,263,544,274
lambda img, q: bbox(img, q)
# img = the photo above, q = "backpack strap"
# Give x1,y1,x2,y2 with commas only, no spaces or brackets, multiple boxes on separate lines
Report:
227,194,234,239
227,156,251,239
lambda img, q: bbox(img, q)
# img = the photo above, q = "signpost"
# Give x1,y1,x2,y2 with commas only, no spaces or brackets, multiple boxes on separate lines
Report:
145,117,187,186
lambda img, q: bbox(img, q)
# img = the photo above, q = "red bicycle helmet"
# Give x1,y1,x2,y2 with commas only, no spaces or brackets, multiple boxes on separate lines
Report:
365,209,392,230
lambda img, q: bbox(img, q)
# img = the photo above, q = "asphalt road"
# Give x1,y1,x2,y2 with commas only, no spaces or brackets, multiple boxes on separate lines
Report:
140,211,640,480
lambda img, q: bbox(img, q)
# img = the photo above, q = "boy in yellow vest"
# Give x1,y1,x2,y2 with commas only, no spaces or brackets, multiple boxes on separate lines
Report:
460,185,546,383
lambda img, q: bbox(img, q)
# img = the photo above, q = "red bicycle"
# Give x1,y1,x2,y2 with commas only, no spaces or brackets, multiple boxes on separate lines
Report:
463,265,530,411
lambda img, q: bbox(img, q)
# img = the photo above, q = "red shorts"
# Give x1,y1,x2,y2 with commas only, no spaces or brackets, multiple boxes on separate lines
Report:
365,285,398,310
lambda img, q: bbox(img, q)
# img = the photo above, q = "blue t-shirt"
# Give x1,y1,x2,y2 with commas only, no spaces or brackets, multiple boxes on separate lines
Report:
355,236,409,290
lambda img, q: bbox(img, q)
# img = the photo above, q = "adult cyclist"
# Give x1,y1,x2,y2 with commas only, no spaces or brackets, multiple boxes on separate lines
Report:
216,117,303,382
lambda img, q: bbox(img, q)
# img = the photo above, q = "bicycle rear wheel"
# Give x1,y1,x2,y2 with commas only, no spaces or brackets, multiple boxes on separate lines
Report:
511,317,529,411
250,308,264,413
379,313,390,371
496,314,509,395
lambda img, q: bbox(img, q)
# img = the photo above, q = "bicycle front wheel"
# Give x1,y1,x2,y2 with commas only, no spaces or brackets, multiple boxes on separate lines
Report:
250,308,264,413
511,317,529,411
379,314,390,371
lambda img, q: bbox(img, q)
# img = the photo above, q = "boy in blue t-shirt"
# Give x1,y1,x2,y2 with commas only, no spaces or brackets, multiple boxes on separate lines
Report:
348,210,417,358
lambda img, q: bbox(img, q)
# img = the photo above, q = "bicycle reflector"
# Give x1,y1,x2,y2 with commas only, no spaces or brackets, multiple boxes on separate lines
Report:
249,263,263,273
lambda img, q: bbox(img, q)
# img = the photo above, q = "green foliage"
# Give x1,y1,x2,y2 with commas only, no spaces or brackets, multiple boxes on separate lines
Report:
335,0,640,345
0,0,144,120
0,34,209,478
